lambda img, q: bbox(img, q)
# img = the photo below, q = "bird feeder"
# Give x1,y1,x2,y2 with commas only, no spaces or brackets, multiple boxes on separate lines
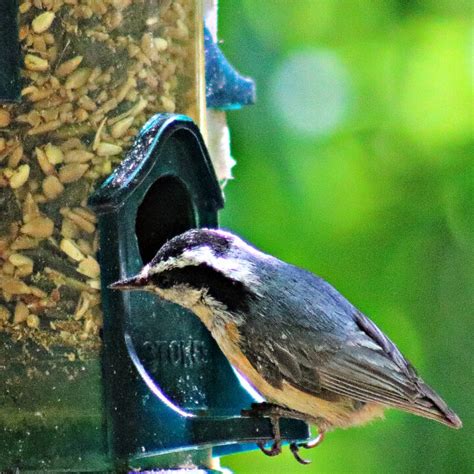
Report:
0,1,310,471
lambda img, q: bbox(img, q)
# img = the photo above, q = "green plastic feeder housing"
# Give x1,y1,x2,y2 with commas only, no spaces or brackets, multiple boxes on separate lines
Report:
88,113,310,470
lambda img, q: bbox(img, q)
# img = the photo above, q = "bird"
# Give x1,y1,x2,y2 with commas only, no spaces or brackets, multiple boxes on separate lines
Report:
110,228,462,463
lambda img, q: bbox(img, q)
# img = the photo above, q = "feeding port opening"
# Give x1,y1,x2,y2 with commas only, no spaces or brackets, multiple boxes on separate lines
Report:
135,175,196,264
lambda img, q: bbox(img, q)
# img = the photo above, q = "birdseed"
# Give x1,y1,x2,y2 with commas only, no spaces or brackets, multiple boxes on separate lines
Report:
0,110,11,128
14,301,29,324
42,175,64,200
0,0,201,354
31,12,56,34
9,164,30,189
24,54,49,72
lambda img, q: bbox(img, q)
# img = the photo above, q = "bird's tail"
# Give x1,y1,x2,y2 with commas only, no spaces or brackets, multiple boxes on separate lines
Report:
400,379,462,429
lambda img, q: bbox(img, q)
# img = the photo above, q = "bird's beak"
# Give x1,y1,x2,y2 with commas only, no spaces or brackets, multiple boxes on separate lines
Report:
108,274,147,291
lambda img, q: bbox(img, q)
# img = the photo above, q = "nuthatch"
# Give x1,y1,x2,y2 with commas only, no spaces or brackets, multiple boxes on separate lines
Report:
110,228,462,463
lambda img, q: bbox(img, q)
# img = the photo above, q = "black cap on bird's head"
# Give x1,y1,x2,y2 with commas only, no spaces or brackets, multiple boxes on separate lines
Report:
109,228,260,312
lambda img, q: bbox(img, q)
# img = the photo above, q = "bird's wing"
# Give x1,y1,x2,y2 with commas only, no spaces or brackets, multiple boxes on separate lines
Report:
241,312,458,427
314,309,460,427
316,311,425,407
241,313,421,407
239,280,460,428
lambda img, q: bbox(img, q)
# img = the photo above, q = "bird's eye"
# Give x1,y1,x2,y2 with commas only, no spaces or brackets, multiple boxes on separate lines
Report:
159,273,172,288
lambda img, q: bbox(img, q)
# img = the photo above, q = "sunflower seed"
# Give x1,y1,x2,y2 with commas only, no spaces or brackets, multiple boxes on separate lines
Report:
24,54,49,72
14,301,29,323
0,109,11,127
32,12,55,34
60,238,85,262
42,175,64,200
65,68,92,89
10,164,30,189
20,216,54,238
96,142,122,157
59,163,88,183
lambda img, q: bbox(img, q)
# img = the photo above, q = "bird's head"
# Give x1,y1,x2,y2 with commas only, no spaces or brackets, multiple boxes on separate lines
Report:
109,228,264,314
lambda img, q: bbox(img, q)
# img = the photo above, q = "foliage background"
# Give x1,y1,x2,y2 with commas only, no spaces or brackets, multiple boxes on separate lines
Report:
218,1,473,472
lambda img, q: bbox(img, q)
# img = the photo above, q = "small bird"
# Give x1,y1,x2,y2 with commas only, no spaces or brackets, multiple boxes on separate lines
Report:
110,228,462,463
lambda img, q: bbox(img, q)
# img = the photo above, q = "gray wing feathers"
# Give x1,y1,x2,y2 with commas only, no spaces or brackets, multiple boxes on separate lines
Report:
277,314,460,427
244,267,461,427
349,309,461,427
261,318,460,427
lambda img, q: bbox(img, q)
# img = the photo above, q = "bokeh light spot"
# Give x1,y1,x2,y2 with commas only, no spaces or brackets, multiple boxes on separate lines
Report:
269,50,352,137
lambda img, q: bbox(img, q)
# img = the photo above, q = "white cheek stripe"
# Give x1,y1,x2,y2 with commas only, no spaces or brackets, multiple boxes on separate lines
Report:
146,245,259,286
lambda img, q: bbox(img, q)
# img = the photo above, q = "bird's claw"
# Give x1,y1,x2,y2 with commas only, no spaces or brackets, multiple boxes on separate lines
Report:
288,432,325,464
302,431,325,449
290,442,311,465
257,440,282,456
246,403,284,459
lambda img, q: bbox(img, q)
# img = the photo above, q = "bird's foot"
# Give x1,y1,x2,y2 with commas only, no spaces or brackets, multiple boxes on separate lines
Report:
257,438,282,457
242,402,324,464
257,405,282,457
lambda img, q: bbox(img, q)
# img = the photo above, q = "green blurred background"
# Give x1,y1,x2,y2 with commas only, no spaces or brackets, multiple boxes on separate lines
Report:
217,1,473,473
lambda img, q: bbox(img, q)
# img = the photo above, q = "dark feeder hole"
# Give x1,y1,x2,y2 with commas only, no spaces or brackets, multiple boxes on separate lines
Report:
132,175,200,411
135,175,196,264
